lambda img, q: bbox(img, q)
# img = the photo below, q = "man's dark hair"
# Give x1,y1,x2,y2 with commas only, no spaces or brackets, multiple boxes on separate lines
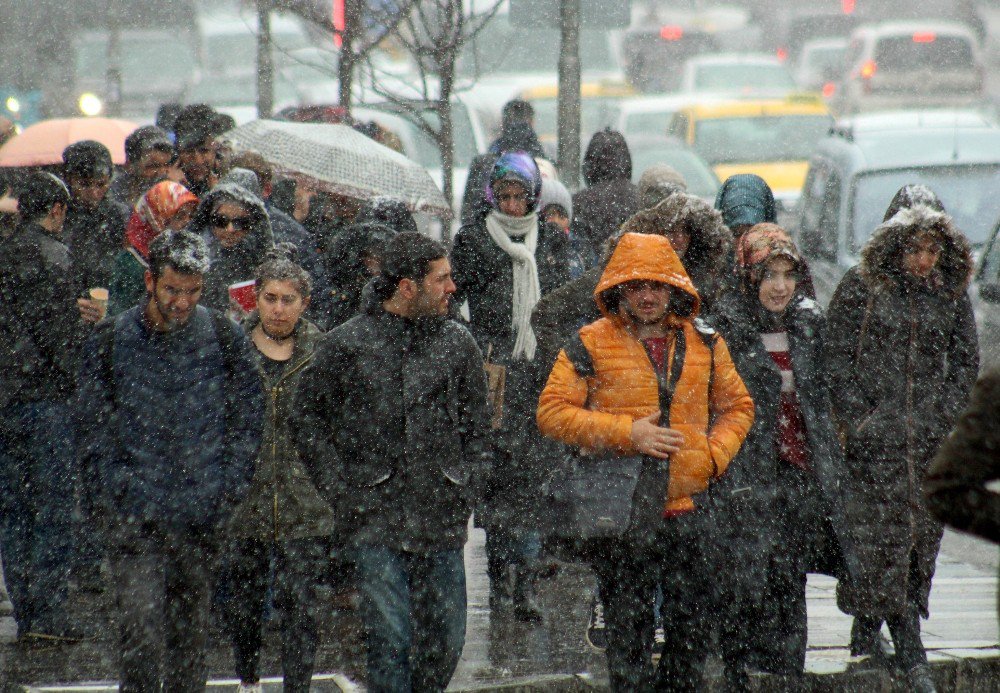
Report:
148,229,211,279
174,104,225,151
254,243,312,298
125,125,174,164
502,99,534,128
62,140,113,179
155,103,183,133
17,171,70,222
373,232,447,302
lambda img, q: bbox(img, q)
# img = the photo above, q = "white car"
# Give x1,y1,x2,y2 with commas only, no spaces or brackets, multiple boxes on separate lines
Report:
679,53,797,98
793,38,849,94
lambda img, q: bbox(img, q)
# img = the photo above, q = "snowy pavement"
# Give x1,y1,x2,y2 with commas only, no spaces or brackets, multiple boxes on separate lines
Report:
1,527,997,691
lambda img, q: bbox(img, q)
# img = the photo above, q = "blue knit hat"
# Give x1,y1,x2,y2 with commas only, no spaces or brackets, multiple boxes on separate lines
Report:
714,174,777,229
486,151,542,212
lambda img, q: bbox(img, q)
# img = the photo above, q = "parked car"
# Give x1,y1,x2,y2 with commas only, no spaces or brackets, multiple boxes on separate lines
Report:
678,53,798,98
833,21,985,114
612,94,726,140
793,109,1000,306
667,95,833,214
626,135,720,203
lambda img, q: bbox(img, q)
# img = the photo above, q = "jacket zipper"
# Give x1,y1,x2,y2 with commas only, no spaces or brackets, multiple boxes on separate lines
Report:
269,355,312,544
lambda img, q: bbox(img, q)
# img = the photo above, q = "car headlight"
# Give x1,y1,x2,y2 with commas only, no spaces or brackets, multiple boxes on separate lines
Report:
78,93,103,117
4,96,20,114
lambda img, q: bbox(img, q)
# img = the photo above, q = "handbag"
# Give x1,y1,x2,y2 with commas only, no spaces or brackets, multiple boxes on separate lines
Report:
546,329,686,541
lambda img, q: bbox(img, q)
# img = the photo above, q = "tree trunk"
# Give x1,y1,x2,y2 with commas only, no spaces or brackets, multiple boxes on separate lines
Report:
438,54,456,243
338,0,364,117
256,0,274,118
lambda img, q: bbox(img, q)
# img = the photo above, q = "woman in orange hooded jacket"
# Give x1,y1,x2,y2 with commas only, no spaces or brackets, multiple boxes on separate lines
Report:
537,232,753,690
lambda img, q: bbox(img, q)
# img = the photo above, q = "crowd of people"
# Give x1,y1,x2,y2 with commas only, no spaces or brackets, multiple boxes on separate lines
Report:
0,98,988,693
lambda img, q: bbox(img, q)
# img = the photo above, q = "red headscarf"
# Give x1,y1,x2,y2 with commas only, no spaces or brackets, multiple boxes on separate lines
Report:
125,181,198,259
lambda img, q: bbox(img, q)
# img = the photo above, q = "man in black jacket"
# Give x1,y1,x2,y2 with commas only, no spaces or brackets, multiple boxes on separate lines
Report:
0,172,105,642
294,232,492,692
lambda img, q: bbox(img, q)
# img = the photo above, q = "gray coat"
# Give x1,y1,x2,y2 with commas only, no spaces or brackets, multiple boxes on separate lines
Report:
826,203,979,618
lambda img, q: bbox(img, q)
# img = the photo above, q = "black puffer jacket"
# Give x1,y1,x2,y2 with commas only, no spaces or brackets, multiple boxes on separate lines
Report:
572,129,639,264
65,197,129,294
826,202,978,618
709,291,857,585
190,182,274,311
291,296,492,551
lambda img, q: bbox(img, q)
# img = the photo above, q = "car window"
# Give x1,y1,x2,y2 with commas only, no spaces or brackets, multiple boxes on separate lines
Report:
624,112,673,138
851,165,1000,250
874,36,975,71
530,98,622,145
693,115,832,165
692,64,795,91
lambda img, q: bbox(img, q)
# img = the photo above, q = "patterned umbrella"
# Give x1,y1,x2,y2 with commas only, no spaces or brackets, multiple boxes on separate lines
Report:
221,119,451,218
0,117,137,167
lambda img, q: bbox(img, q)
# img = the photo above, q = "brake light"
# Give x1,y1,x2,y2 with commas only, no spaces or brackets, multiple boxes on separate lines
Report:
912,32,936,43
860,60,877,79
842,0,855,14
660,25,683,41
776,47,788,63
822,82,836,98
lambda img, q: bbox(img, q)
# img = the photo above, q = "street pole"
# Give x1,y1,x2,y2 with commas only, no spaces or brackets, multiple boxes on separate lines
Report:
105,0,123,117
257,0,274,118
557,0,581,189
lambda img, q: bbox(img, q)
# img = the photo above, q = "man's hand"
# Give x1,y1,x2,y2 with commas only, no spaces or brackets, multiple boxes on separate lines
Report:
77,297,107,324
630,412,684,459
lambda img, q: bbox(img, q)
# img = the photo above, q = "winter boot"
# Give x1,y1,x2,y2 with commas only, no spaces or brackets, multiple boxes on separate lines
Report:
850,617,892,667
906,664,937,693
512,565,543,623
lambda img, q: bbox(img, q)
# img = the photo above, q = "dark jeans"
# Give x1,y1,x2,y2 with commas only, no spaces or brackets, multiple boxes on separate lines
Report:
0,401,75,631
109,526,219,692
354,545,467,692
219,536,325,692
590,513,712,692
485,527,541,586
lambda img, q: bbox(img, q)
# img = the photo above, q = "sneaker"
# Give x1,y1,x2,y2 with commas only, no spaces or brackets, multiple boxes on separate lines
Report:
906,664,937,693
585,596,607,652
237,684,264,693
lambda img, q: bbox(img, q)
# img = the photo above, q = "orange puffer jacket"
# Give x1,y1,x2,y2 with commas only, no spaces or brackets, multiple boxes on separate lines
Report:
537,232,754,514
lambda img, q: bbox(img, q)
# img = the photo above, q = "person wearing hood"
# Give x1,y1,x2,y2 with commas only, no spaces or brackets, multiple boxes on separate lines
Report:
108,180,198,317
461,99,548,226
708,225,858,688
537,176,585,279
451,151,573,621
318,221,398,329
714,174,778,238
537,232,754,691
61,140,130,296
825,185,979,693
220,247,333,693
571,128,640,266
188,179,274,315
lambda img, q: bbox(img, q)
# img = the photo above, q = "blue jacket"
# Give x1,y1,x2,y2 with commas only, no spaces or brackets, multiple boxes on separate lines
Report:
75,305,264,533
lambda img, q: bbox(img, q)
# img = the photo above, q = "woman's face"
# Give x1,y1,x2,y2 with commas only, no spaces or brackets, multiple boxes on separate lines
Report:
493,180,529,217
257,279,309,339
210,200,253,249
758,257,798,314
901,232,942,279
167,201,197,231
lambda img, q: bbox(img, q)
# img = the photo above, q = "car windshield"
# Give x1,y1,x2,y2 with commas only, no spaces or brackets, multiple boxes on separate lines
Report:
852,166,1000,249
630,147,720,199
76,34,196,87
692,64,795,91
530,98,622,145
693,114,831,165
875,36,975,71
458,20,616,76
623,111,675,138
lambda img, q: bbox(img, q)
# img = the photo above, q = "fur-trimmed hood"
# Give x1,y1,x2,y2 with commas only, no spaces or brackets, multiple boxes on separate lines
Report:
860,202,973,299
615,192,732,296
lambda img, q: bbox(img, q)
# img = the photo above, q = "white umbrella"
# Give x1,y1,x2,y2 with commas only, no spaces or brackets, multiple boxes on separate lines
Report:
221,119,451,218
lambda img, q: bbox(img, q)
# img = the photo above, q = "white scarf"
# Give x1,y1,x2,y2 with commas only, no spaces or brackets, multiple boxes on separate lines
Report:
485,209,541,361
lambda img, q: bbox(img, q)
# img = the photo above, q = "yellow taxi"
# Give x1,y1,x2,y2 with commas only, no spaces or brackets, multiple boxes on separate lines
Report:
666,96,833,208
519,81,636,149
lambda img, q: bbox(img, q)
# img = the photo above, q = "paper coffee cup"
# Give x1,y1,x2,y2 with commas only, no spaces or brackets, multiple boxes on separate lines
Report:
89,287,109,307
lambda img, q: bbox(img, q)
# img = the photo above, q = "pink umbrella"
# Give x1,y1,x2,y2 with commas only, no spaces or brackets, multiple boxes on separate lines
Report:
0,117,138,167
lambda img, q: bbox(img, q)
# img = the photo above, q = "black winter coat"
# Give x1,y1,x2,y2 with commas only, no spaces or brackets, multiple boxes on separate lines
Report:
0,222,92,405
451,217,573,527
291,299,492,551
709,291,858,589
65,197,129,295
826,205,979,618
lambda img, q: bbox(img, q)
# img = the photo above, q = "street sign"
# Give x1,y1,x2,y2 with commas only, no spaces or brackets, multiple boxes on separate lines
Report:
509,0,630,29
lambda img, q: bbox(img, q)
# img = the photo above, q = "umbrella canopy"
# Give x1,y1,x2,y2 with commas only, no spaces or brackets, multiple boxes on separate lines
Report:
0,117,137,168
221,119,451,218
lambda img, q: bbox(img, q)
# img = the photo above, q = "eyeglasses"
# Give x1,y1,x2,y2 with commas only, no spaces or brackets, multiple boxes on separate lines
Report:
210,214,251,232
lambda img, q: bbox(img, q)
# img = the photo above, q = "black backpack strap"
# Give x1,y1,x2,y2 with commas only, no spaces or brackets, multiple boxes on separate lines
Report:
562,331,596,378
